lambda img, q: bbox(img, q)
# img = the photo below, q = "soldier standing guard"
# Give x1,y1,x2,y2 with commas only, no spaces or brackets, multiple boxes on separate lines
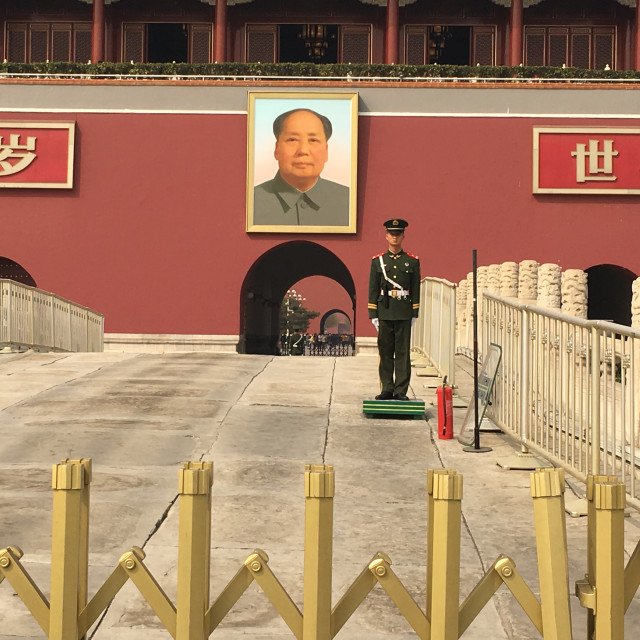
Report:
289,327,304,356
368,219,421,400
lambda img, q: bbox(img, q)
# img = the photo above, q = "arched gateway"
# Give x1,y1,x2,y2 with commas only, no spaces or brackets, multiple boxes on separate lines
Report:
0,257,36,287
239,241,355,354
320,308,352,335
586,264,638,327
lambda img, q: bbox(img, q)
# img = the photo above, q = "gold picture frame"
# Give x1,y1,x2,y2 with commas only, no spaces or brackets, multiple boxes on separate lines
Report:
0,121,75,189
246,91,358,233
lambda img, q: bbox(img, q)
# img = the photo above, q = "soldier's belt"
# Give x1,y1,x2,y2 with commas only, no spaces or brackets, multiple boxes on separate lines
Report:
381,288,410,298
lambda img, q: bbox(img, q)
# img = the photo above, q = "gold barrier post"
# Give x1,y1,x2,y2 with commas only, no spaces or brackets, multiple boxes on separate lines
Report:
72,459,92,640
530,468,571,640
49,459,88,640
593,481,626,640
429,472,463,640
176,461,213,640
426,469,456,622
585,474,617,638
303,464,334,640
625,540,640,614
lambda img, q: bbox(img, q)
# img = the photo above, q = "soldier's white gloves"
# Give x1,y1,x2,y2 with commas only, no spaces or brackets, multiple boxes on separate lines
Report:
411,317,417,327
371,318,379,332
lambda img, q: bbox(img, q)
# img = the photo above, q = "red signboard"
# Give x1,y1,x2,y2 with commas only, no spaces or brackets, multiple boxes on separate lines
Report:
533,127,640,194
0,122,75,188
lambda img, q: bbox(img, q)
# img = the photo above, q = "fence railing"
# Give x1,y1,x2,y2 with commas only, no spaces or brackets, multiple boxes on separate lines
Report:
483,292,640,511
0,279,103,352
279,337,355,357
412,277,457,386
2,459,638,639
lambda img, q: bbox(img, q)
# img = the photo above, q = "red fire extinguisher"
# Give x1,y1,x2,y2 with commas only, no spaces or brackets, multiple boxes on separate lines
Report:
437,376,454,440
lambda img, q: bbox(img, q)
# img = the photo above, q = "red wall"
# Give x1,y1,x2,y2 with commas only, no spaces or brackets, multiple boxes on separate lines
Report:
2,108,640,339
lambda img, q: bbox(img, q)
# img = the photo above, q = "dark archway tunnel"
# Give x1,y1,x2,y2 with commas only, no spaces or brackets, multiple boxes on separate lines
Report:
238,241,356,354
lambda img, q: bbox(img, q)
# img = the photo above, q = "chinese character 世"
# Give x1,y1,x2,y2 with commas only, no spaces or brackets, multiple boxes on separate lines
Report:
0,133,37,176
570,139,618,183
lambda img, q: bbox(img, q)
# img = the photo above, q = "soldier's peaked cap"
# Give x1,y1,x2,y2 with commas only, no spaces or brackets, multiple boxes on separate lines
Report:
384,218,408,233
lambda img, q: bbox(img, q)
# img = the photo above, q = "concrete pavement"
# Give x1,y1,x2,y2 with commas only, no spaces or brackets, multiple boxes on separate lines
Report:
0,350,639,638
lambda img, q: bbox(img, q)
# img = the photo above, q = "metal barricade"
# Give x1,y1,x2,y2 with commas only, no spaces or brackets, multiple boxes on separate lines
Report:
0,279,103,352
3,461,637,639
412,277,456,386
280,337,354,357
483,292,640,511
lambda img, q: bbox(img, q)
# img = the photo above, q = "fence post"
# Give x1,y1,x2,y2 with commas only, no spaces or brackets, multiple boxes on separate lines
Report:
429,472,462,640
176,461,213,640
49,459,90,640
530,468,572,640
50,296,56,351
590,326,601,475
593,480,626,640
520,308,530,445
447,284,456,387
29,287,34,346
303,464,334,640
7,281,13,344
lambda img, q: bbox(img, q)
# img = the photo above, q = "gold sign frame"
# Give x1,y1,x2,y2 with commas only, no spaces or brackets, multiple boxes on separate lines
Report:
0,121,75,189
533,126,640,195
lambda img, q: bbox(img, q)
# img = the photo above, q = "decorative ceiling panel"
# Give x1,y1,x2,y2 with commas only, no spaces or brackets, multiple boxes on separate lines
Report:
357,1,419,5
489,1,546,7
197,0,254,5
491,0,636,6
76,0,637,8
76,0,254,5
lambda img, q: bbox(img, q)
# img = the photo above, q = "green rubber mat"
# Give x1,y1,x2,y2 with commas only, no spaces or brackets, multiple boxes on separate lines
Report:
362,398,425,418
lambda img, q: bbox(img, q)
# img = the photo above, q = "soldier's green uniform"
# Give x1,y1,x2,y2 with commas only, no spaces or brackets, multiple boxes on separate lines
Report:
368,219,421,399
289,330,304,356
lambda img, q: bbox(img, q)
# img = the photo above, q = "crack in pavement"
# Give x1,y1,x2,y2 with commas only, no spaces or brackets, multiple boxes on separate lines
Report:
88,356,276,637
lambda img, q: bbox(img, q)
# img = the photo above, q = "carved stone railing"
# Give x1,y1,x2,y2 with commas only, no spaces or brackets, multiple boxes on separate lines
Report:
0,279,103,352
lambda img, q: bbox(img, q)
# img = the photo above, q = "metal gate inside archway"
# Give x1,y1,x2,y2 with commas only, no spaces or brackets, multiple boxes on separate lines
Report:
586,263,637,326
238,241,356,355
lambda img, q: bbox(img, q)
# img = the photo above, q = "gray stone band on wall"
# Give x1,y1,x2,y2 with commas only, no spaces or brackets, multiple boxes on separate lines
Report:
2,82,640,118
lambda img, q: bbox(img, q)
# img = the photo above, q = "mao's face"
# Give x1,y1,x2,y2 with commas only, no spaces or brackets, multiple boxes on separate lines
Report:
274,111,329,188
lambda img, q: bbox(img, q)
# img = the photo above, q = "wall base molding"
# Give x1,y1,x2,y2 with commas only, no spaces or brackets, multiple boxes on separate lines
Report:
104,333,379,355
104,333,240,353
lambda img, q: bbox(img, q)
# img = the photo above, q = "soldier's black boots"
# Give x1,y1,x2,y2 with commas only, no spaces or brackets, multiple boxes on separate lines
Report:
394,393,409,401
375,391,394,400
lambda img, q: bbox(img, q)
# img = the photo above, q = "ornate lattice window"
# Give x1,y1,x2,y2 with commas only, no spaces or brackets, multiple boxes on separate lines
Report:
524,26,615,69
5,22,92,63
403,26,496,66
246,25,277,63
340,26,371,64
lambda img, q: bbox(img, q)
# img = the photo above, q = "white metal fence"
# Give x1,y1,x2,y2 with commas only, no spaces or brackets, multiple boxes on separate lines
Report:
412,277,457,386
0,279,103,352
483,292,640,510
